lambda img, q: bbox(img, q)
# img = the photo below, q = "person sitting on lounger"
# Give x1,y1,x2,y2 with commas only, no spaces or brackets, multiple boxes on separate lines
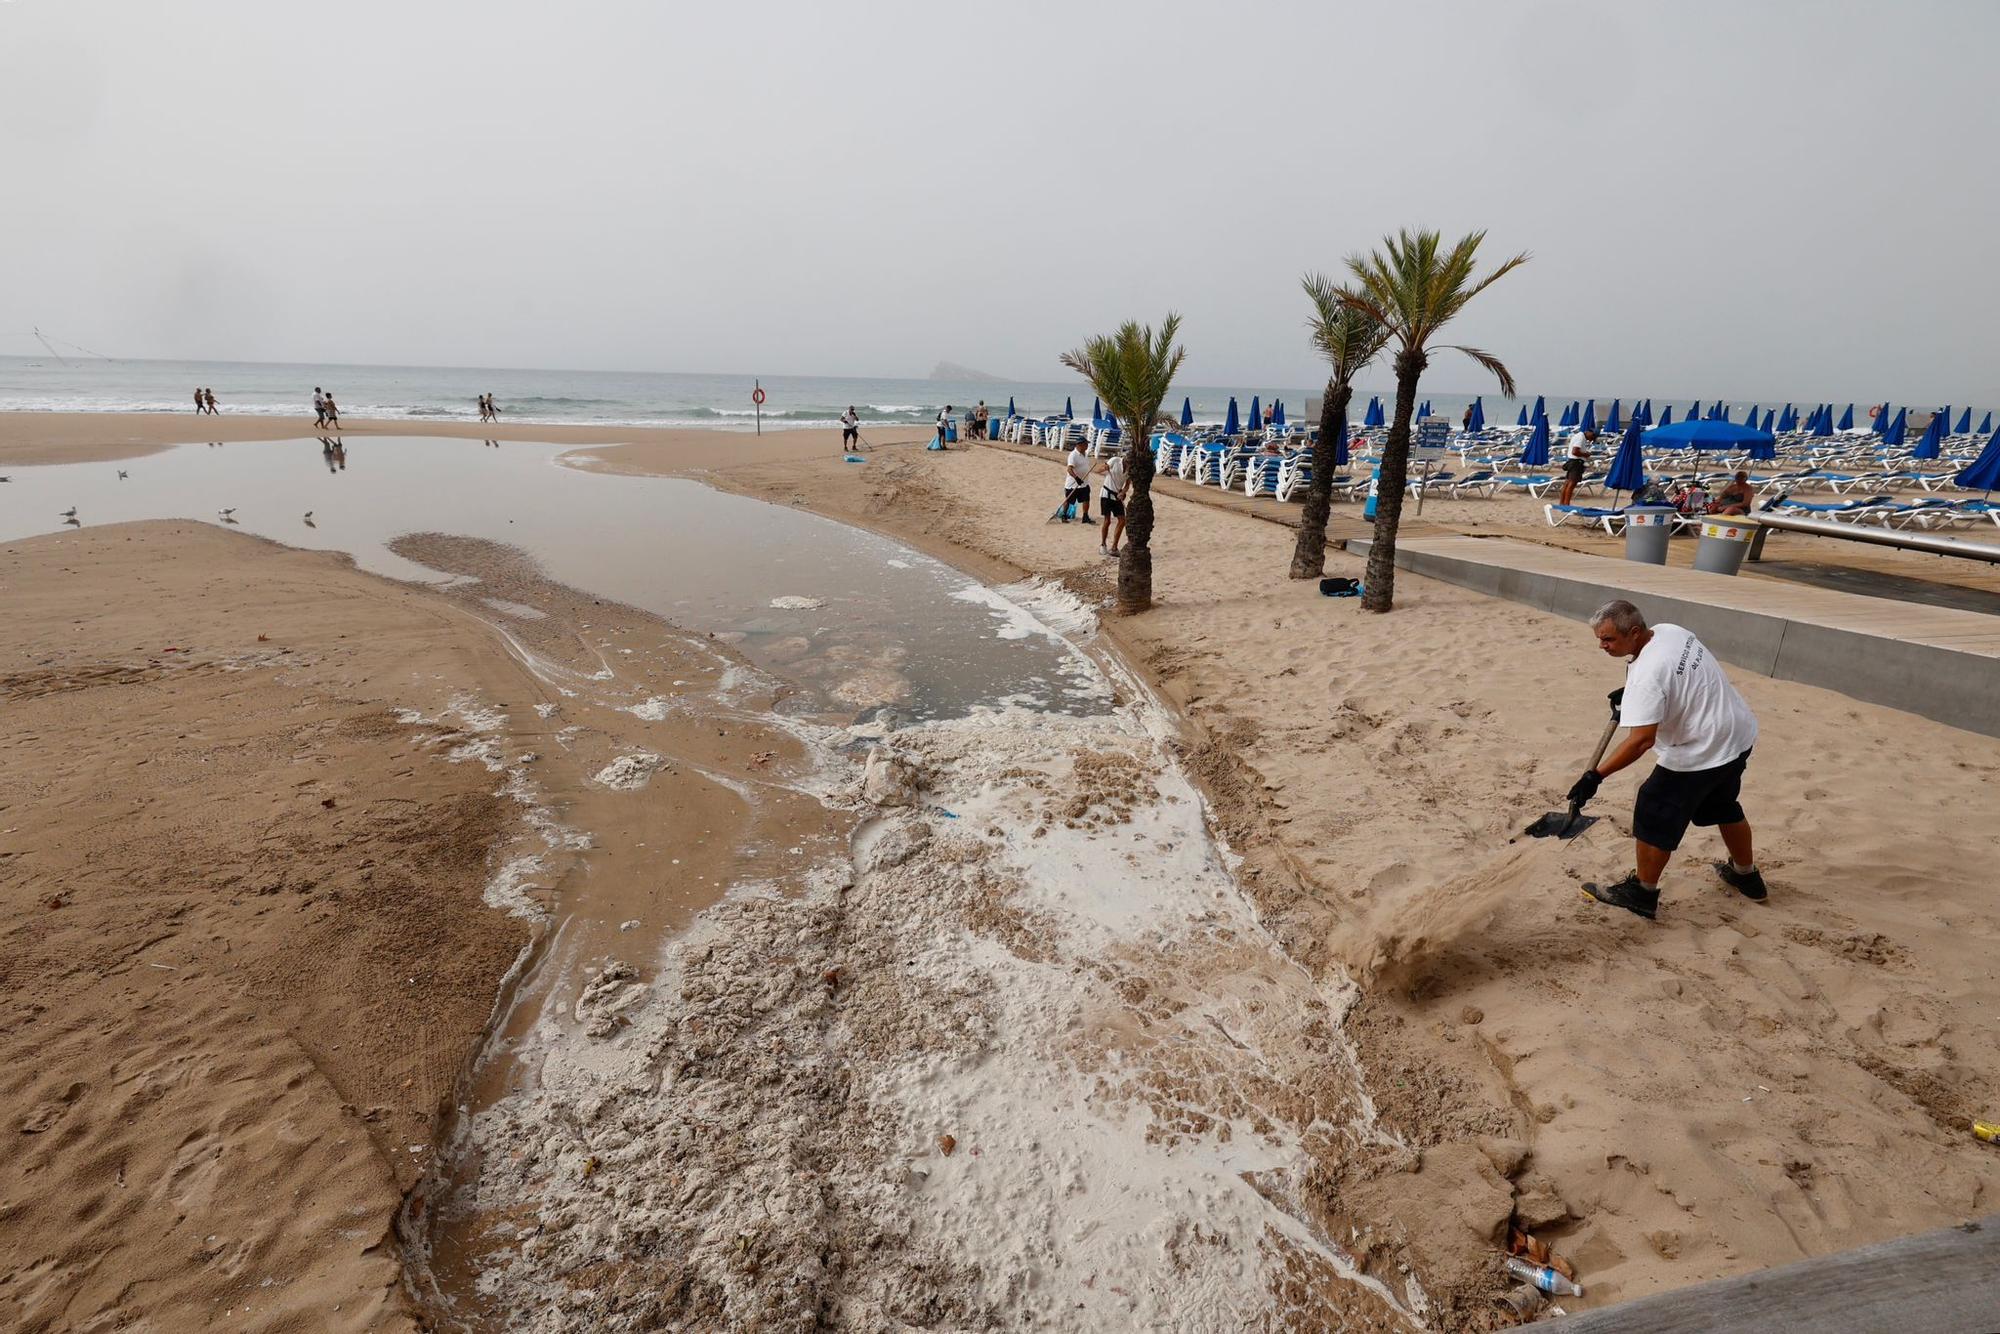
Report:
1712,471,1754,515
1670,480,1709,516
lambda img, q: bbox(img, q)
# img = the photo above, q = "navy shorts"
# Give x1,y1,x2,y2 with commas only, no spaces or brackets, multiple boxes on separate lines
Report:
1100,493,1125,518
1633,750,1751,852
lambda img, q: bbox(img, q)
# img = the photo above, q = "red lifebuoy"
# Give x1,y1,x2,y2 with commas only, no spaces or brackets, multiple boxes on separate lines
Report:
752,387,766,405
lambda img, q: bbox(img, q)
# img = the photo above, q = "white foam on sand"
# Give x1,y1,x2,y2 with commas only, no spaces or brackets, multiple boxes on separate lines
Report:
591,752,667,790
769,595,826,610
457,682,1414,1327
623,696,680,721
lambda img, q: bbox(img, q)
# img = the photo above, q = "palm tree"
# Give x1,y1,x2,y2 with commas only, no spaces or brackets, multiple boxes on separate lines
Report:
1290,274,1388,580
1332,229,1527,612
1060,315,1187,614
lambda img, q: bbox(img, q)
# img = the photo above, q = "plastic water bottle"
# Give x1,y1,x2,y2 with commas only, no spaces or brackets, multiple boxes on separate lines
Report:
1505,1255,1584,1297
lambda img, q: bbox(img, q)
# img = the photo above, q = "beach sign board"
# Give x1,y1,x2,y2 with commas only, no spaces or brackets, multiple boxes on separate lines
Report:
1413,416,1452,462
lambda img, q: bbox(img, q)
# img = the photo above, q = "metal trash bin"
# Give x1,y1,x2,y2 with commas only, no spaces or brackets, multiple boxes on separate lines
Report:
1623,506,1675,564
1693,518,1754,575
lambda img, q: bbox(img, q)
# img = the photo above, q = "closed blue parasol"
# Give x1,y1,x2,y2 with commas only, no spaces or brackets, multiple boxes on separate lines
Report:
1812,405,1834,438
1559,402,1575,428
1777,406,1795,433
1248,395,1261,431
1092,396,1101,424
1065,395,1074,419
1883,408,1907,447
1875,403,1893,436
1333,417,1351,467
1982,412,1994,435
1007,396,1016,416
1532,394,1547,422
1761,409,1775,433
1912,412,1944,459
1955,425,2000,492
1181,396,1193,427
1606,399,1622,433
1517,405,1529,427
1520,417,1552,466
1225,397,1240,435
1658,404,1675,427
1581,399,1597,433
1955,407,1971,435
1838,403,1854,431
1604,417,1648,498
1365,396,1385,428
1469,397,1485,432
1273,400,1286,428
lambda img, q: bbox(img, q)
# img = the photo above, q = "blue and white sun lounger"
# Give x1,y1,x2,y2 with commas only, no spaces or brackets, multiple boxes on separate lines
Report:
1544,503,1627,534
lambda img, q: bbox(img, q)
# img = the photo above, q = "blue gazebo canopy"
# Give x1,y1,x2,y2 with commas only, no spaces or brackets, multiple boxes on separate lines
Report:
1645,419,1777,451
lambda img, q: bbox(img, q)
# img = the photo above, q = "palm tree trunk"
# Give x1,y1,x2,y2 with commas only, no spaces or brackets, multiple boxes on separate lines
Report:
1360,348,1427,612
1117,414,1154,613
1290,378,1353,579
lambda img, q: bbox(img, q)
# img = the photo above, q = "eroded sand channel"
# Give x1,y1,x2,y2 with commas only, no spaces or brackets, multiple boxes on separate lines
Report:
1,439,1421,1329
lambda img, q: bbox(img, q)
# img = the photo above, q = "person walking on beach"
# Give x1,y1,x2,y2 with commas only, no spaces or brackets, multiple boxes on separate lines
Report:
314,387,328,428
935,405,952,450
840,407,860,451
1062,441,1092,524
974,401,989,440
323,391,341,430
1568,600,1764,920
485,393,500,421
194,388,207,415
1559,427,1598,506
1099,452,1129,555
204,388,219,414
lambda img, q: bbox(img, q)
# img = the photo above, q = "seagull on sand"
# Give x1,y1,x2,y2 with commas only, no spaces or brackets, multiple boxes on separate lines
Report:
59,507,77,519
117,469,129,479
303,510,314,520
218,507,236,518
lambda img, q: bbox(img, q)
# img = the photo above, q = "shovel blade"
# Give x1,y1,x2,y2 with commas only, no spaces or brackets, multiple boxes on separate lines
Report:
1525,811,1599,840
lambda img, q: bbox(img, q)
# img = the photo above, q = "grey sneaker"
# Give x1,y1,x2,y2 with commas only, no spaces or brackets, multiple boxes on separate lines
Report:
1715,861,1768,901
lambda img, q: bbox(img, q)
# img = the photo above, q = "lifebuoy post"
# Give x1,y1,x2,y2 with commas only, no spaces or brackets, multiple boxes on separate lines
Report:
752,380,765,435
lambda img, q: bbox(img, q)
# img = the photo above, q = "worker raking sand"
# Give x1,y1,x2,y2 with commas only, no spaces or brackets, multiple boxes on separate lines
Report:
1570,599,1767,919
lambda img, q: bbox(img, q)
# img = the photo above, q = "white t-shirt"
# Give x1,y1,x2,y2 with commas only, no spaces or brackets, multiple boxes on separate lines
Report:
840,411,857,429
1065,447,1089,487
1102,456,1127,496
1620,623,1758,772
1565,431,1592,462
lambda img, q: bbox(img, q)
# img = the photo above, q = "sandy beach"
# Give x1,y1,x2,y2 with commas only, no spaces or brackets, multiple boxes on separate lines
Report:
3,411,1997,1329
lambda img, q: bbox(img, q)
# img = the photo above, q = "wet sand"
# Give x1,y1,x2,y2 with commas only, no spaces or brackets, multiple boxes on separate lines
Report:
6,414,1998,1328
678,437,2000,1320
0,517,828,1331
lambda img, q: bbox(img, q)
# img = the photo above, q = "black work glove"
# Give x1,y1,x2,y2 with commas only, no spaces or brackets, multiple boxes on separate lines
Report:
1567,770,1603,807
1607,687,1624,720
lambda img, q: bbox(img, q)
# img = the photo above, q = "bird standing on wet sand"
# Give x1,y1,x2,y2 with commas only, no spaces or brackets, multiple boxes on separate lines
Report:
117,470,129,479
304,510,314,521
218,507,237,522
60,507,77,519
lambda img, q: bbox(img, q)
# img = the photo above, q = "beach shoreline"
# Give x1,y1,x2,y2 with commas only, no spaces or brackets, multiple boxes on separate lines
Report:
5,414,1998,1327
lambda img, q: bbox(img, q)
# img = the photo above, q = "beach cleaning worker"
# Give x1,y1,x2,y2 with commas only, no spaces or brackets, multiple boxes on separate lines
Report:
1568,600,1765,919
1558,427,1598,506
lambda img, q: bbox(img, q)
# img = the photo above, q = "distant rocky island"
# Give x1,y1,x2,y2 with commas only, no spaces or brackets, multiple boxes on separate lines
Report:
928,361,1006,384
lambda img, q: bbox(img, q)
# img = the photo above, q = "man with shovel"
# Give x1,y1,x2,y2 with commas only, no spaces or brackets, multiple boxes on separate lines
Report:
1566,600,1765,919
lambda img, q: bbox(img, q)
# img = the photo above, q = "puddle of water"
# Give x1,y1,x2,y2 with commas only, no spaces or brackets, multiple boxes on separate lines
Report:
0,437,1109,721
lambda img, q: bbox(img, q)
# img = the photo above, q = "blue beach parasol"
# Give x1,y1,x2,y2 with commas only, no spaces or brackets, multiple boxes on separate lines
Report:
1647,418,1776,453
1761,409,1775,433
1248,395,1261,431
1225,397,1240,435
1065,395,1074,419
1838,404,1854,431
1606,399,1622,433
1604,417,1648,499
1812,405,1833,438
1520,417,1552,466
1333,417,1350,467
1469,397,1485,432
1981,412,1994,435
1365,397,1385,428
1956,408,1971,435
1581,399,1597,433
1532,394,1546,422
1273,400,1286,428
1007,396,1016,417
1181,396,1193,427
1874,403,1893,436
1517,405,1529,427
1912,412,1944,459
1883,407,1907,447
1092,396,1101,424
1658,404,1675,427
1955,425,2000,492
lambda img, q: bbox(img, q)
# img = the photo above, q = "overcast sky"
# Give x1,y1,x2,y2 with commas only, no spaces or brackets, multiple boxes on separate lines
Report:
4,0,1995,403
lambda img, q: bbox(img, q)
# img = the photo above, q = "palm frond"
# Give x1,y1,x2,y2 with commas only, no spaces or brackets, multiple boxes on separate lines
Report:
1441,344,1517,398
